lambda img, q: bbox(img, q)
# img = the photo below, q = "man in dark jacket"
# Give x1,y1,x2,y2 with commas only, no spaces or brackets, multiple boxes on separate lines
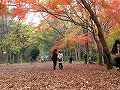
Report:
52,49,58,70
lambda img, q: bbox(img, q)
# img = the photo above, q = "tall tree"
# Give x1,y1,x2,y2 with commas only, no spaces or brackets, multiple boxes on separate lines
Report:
80,0,112,68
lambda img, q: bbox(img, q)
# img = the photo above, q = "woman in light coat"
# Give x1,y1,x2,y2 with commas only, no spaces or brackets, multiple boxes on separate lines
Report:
58,51,63,70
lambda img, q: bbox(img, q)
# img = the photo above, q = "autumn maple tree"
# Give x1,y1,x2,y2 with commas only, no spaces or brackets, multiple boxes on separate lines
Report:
39,0,120,69
41,0,120,69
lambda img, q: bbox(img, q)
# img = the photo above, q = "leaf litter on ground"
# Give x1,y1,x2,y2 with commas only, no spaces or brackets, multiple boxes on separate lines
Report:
0,61,120,90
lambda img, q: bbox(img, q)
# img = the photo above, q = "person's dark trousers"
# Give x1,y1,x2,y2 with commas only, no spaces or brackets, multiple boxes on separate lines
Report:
59,63,63,70
53,61,57,70
115,57,120,70
30,57,34,65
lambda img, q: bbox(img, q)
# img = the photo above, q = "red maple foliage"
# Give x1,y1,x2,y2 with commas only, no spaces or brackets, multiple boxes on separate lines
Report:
0,2,6,16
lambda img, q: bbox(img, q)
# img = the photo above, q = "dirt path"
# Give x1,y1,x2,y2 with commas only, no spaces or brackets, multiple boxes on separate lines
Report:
0,61,120,90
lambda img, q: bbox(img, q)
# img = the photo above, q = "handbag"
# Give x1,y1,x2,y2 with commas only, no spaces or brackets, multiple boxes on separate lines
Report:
58,58,62,62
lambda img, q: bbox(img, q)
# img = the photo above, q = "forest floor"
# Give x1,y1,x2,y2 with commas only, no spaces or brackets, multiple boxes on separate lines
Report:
0,61,120,90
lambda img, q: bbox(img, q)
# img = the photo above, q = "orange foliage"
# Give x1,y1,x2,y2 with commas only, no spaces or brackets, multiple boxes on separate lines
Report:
0,2,6,16
36,29,41,33
6,0,120,27
98,0,120,26
50,45,60,51
51,42,66,51
10,5,29,19
76,35,88,42
55,35,63,41
57,0,72,5
7,0,37,19
51,36,66,50
40,0,72,6
40,0,72,13
26,0,37,3
31,4,41,11
51,28,92,51
101,0,109,8
12,0,37,3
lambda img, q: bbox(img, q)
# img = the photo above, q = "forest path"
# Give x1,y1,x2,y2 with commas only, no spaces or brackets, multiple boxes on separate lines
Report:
0,61,120,90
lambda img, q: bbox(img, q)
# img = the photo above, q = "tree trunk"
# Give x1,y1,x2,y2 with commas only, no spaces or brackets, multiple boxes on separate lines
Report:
77,43,81,61
91,25,103,65
0,44,2,63
20,54,23,63
81,0,112,69
85,41,89,64
73,43,78,61
95,40,103,65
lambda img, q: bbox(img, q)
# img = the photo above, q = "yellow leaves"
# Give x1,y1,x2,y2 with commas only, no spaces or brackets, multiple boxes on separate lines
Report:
107,26,120,42
26,38,34,42
0,2,6,16
3,51,7,54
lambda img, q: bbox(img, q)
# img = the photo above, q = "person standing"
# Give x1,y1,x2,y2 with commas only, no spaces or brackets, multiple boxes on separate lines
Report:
84,53,87,64
58,51,63,70
69,55,74,63
52,49,58,70
111,39,120,71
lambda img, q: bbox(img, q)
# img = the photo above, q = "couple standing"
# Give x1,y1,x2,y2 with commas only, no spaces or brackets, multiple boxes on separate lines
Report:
51,49,63,70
